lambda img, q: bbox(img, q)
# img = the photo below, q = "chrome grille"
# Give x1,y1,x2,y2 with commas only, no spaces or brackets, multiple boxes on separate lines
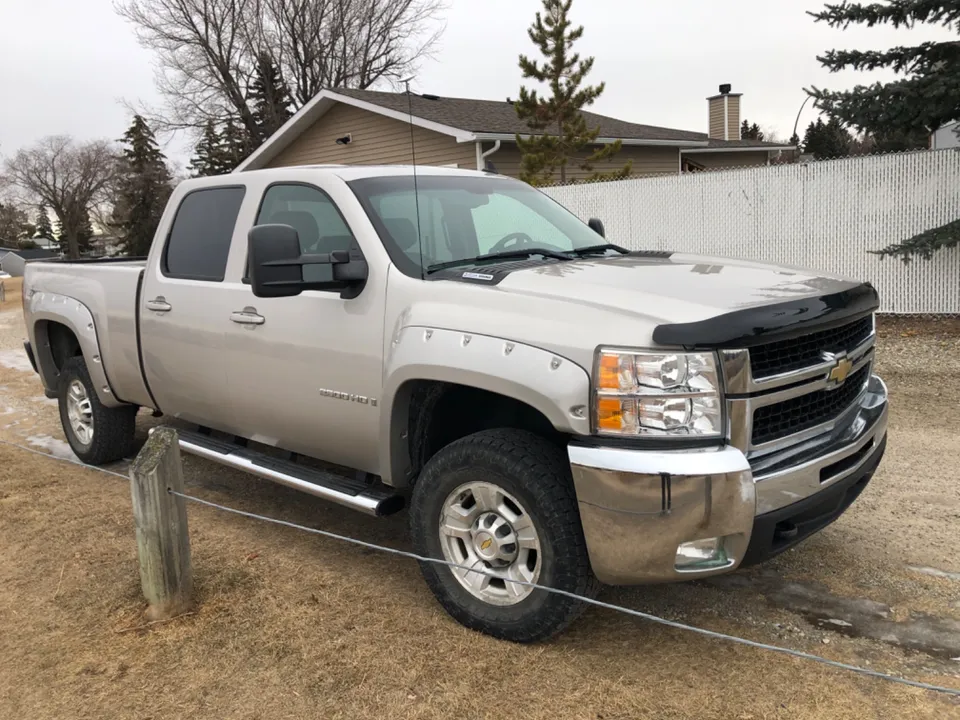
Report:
749,316,873,380
722,313,877,454
751,365,870,445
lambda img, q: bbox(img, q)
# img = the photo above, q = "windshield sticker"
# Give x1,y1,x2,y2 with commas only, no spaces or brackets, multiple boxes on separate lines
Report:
462,272,494,281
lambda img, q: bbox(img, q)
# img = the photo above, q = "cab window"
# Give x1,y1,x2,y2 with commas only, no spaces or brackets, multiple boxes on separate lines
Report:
163,186,246,281
254,184,356,283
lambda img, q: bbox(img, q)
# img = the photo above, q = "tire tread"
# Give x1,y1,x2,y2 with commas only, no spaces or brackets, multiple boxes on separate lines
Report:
58,356,137,465
410,429,599,643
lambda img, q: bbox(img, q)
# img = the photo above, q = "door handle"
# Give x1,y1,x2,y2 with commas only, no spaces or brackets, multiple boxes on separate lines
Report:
230,309,265,326
146,297,172,313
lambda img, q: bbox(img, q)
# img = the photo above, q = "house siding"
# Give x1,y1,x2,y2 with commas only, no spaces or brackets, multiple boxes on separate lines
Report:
266,103,477,169
726,96,741,140
1,254,26,277
683,151,770,169
264,102,774,182
487,144,679,183
708,99,726,140
932,121,959,149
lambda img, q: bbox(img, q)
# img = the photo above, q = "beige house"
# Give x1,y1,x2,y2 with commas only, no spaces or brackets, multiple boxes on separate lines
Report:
236,85,794,182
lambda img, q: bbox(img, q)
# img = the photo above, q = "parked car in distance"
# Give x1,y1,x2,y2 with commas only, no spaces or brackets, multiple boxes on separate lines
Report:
20,165,888,642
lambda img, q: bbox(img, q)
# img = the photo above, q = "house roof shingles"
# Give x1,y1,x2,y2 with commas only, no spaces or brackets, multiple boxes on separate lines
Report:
4,248,57,260
332,88,789,148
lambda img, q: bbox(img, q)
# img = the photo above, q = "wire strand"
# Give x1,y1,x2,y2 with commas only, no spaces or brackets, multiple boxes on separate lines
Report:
0,436,957,698
169,490,960,699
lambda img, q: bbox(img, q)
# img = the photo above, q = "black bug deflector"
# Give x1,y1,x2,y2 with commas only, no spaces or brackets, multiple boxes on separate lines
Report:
651,282,880,349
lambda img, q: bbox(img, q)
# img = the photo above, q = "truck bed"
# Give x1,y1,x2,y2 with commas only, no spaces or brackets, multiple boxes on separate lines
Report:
23,259,152,408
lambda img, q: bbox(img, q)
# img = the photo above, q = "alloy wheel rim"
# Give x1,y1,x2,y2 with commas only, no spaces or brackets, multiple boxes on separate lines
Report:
438,481,541,606
66,379,94,446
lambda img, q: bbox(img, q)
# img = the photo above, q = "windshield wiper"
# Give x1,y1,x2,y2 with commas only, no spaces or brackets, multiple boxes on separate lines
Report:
426,248,574,274
567,243,630,257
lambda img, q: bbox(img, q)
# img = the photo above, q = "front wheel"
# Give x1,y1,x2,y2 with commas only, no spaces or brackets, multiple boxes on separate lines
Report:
409,429,599,642
58,356,138,465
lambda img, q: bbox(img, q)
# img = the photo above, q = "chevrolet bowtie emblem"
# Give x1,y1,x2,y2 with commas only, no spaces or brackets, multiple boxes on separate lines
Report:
480,538,493,551
826,355,853,387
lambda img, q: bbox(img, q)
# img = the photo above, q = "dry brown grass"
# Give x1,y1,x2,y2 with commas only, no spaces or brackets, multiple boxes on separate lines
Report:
0,277,22,312
0,446,957,719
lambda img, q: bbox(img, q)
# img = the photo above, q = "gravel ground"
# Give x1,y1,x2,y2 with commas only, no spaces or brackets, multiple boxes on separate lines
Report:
1,293,958,719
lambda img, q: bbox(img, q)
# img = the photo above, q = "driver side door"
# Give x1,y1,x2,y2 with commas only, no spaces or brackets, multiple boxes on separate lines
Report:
222,181,385,473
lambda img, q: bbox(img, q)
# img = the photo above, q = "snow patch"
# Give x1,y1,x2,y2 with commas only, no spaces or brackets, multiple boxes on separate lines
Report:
0,350,33,373
907,565,960,582
823,618,853,627
26,435,79,462
30,396,58,407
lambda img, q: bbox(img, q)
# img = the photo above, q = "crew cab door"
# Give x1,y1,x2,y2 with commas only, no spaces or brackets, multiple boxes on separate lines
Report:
140,185,247,428
220,180,386,474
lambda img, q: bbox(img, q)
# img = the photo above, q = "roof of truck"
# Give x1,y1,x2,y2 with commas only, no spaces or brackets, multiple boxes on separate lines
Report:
183,164,507,191
256,164,497,179
332,165,510,181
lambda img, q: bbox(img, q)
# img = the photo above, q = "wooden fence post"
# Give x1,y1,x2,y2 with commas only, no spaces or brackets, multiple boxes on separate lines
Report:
129,426,193,620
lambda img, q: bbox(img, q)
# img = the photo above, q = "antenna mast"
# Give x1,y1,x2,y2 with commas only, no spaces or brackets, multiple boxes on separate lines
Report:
403,78,425,280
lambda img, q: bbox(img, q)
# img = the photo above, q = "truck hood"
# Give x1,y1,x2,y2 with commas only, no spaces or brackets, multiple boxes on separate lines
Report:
394,252,877,374
495,252,858,326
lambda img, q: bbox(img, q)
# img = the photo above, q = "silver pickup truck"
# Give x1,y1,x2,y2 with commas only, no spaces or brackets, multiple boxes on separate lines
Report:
21,165,888,642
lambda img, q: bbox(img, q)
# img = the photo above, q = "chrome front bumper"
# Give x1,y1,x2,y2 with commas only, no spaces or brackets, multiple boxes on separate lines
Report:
568,374,889,586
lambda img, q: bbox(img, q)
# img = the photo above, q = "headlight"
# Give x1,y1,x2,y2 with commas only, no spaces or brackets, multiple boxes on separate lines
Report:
593,349,723,437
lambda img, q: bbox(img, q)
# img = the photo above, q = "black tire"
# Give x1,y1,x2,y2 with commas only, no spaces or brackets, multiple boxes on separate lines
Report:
409,429,599,643
57,356,138,465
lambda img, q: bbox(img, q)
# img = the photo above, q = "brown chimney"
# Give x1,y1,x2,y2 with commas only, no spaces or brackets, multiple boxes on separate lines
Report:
707,84,742,141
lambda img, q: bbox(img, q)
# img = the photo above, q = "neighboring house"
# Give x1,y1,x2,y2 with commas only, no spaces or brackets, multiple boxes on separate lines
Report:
32,236,60,251
236,85,794,182
0,248,58,277
931,121,960,150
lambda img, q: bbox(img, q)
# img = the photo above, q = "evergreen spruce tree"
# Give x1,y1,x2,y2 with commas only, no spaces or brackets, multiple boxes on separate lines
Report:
0,202,33,243
34,205,54,242
76,212,94,255
250,52,293,143
740,119,764,141
801,117,852,158
514,0,631,186
55,215,92,255
189,121,226,177
112,115,174,256
808,1,960,260
219,119,250,172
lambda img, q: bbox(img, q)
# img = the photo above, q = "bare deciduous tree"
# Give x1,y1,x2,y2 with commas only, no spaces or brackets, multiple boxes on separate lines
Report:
3,136,118,259
116,0,445,138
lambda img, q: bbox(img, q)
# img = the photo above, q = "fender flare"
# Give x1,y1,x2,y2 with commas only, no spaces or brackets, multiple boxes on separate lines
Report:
27,290,125,408
379,326,592,485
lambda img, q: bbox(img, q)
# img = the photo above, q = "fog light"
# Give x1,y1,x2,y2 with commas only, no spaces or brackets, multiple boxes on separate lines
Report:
675,537,728,570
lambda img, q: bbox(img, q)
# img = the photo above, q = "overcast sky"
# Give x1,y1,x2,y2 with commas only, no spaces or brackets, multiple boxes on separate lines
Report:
1,0,954,167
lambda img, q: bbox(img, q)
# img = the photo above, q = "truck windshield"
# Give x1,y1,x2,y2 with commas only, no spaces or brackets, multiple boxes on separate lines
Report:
347,174,609,278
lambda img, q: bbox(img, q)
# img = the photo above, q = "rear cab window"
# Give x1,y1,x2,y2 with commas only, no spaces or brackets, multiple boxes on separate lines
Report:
162,186,246,281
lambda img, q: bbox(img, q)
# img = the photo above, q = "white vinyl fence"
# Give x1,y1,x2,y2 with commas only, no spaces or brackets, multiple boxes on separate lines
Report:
543,149,960,314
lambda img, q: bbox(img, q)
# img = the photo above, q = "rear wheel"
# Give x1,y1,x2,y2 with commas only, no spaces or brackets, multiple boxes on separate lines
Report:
58,356,137,465
409,429,598,642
